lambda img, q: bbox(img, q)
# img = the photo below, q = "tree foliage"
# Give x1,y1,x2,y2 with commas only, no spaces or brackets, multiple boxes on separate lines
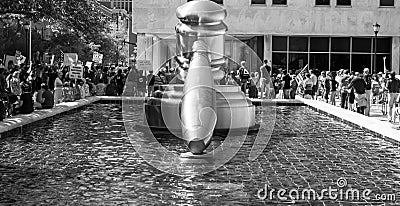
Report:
0,0,109,41
0,0,127,64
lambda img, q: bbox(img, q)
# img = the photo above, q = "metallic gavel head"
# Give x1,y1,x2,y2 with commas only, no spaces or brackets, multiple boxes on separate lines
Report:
175,0,227,68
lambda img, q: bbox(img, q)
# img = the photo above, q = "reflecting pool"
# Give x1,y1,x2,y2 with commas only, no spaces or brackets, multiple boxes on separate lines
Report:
0,104,399,205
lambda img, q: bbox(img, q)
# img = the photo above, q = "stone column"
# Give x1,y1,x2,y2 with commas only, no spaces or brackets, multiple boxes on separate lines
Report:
392,36,400,74
136,33,146,61
263,35,272,62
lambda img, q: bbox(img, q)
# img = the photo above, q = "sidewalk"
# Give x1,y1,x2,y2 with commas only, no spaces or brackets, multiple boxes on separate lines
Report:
329,96,399,126
298,95,400,145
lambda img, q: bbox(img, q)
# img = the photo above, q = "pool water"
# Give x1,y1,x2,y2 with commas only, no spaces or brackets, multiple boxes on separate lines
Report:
0,104,399,205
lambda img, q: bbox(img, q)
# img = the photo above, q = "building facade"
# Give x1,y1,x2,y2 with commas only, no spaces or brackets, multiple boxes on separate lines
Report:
109,0,133,13
132,0,400,74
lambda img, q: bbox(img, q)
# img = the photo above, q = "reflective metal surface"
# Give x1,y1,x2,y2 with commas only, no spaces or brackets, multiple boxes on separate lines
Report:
176,0,227,23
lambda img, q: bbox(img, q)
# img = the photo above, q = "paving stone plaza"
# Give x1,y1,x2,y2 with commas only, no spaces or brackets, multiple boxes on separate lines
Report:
0,99,399,205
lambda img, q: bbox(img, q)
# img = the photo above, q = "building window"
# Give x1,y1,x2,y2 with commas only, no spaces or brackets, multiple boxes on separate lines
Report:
272,0,287,5
272,36,287,51
331,54,350,71
331,37,350,52
310,54,329,70
337,0,351,6
251,0,266,4
272,36,391,73
272,53,287,71
380,0,394,6
352,38,371,53
316,0,330,6
289,37,308,52
289,53,308,71
310,37,329,52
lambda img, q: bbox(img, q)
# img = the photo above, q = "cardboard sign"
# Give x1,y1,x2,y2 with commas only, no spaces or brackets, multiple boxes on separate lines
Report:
64,53,78,66
5,55,17,69
69,65,84,79
43,53,55,65
85,61,93,68
92,52,103,64
137,60,152,71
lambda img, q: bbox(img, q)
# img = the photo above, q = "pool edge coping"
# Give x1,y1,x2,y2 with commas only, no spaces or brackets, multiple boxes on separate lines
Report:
298,96,400,146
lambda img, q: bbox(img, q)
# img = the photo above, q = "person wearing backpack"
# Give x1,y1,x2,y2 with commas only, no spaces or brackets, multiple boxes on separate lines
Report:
347,72,367,115
363,68,373,116
238,61,250,95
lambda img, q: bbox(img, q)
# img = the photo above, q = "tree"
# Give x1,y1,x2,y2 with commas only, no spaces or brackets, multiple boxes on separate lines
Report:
0,0,126,64
0,0,109,42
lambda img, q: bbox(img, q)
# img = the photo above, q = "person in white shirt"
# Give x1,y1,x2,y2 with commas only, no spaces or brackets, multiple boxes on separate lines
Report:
310,70,318,100
54,72,63,104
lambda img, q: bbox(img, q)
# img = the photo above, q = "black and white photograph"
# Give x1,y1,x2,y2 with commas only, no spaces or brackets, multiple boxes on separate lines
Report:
0,0,399,205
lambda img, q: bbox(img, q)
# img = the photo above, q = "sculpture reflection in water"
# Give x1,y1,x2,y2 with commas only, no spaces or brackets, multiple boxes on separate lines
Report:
144,0,256,155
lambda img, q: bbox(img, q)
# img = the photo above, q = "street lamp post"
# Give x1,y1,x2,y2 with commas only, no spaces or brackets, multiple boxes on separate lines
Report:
23,22,30,66
373,22,380,74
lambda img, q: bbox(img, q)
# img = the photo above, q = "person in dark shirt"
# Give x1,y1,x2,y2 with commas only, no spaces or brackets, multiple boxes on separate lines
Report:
147,71,155,97
386,72,400,122
329,71,338,105
0,67,7,93
47,67,57,91
363,68,373,116
37,83,54,109
282,73,292,99
17,83,34,114
238,61,250,95
347,73,367,114
115,69,125,96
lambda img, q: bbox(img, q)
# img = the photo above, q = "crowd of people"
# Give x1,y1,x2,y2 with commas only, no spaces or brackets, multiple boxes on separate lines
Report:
308,68,400,122
0,57,399,124
0,59,145,121
267,65,400,123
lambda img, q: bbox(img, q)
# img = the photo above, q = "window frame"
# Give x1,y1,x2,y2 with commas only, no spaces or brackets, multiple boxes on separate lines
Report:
315,0,330,6
250,0,266,5
379,0,394,7
272,0,287,6
336,0,351,7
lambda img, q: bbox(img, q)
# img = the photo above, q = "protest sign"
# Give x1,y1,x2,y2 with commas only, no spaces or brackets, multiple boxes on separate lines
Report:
15,50,26,66
5,55,17,69
85,61,93,68
92,52,103,64
137,60,152,71
69,65,84,79
64,53,78,66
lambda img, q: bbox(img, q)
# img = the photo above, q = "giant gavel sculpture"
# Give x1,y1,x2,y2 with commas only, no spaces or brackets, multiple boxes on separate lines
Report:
145,0,256,154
